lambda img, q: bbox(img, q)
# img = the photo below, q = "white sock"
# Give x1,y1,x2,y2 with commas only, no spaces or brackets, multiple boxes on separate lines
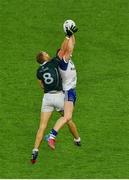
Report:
33,148,38,152
74,137,81,142
49,134,56,139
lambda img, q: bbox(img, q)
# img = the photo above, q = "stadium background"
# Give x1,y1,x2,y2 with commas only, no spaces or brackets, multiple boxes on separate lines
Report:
0,0,129,178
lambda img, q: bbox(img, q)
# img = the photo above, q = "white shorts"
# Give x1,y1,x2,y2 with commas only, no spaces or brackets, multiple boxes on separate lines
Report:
41,91,65,112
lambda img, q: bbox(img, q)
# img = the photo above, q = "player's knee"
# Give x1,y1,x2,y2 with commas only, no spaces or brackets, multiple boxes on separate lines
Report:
64,114,72,122
61,116,67,124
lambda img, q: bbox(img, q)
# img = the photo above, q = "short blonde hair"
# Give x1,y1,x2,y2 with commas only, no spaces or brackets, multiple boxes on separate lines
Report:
36,51,45,64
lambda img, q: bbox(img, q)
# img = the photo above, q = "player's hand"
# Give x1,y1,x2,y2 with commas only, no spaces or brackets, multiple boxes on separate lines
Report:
70,25,78,33
66,27,73,37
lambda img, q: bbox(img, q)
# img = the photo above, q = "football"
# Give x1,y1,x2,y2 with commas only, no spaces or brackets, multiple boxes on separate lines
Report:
63,19,76,33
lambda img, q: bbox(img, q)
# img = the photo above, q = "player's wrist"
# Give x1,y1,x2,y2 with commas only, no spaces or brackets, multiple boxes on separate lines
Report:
66,27,73,38
65,36,70,40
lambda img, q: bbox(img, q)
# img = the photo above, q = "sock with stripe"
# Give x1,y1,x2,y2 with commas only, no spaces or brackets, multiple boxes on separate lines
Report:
49,129,58,139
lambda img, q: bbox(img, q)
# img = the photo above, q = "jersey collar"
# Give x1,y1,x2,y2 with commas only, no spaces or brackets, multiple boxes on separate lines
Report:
40,61,47,66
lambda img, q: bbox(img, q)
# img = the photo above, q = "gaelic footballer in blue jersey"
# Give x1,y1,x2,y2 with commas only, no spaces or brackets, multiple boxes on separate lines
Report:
48,34,81,149
56,48,77,104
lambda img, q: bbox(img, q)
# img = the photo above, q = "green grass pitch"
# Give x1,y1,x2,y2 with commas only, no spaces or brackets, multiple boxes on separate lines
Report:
0,0,129,178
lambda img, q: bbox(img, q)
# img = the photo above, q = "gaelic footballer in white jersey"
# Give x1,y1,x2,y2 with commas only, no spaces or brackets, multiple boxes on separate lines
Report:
58,57,77,104
59,59,77,90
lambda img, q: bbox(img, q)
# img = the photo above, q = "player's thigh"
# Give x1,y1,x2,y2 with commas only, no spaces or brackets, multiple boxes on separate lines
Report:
64,101,74,120
39,111,52,129
41,93,54,112
55,92,65,112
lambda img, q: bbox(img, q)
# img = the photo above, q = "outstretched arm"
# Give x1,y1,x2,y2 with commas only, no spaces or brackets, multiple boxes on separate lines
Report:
58,35,75,61
71,34,75,45
58,24,77,61
64,34,75,61
58,37,69,59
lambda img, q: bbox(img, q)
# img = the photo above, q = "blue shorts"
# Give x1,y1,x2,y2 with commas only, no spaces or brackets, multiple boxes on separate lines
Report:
64,88,76,104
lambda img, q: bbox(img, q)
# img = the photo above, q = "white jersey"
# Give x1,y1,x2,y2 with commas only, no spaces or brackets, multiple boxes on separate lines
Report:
59,59,77,91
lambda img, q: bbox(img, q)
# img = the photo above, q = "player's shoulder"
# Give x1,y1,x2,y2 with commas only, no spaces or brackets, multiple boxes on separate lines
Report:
36,63,46,74
50,56,61,66
51,56,60,62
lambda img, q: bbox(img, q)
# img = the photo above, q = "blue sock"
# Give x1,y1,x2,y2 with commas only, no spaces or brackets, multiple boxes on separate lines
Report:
50,129,58,139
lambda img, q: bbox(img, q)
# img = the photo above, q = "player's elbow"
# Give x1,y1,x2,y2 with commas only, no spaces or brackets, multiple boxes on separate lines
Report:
58,49,65,59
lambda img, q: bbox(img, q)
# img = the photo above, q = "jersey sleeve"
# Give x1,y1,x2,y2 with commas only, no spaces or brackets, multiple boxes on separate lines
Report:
59,59,68,70
52,56,68,71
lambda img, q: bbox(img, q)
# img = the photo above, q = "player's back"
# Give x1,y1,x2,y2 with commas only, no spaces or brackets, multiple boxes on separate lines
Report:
37,57,62,93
